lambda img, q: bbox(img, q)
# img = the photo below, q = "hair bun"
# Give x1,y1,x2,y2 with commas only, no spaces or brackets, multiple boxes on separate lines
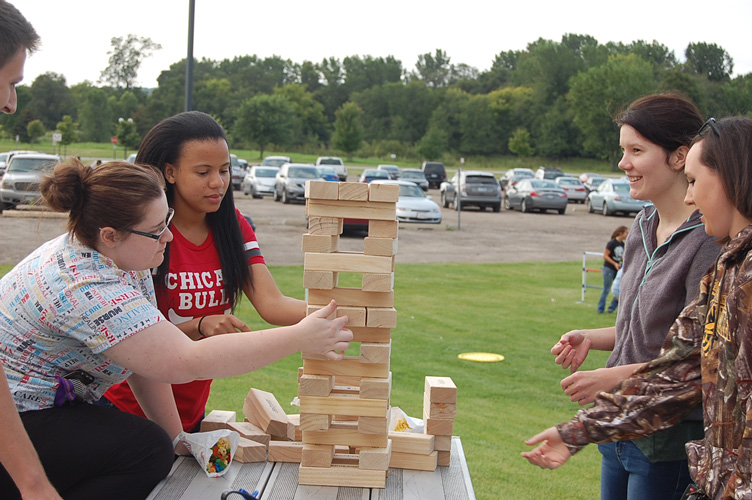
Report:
40,159,91,213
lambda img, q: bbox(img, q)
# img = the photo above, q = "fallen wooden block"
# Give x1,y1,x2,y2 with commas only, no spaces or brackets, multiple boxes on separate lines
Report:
268,441,304,463
298,465,386,488
243,388,289,438
234,437,267,463
199,410,236,432
389,432,435,455
227,421,270,447
389,450,438,471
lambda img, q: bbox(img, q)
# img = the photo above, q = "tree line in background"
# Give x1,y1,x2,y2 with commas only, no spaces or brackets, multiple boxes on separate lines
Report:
1,33,750,167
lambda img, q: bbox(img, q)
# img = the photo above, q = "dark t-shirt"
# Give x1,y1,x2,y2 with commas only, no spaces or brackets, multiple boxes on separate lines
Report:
604,237,624,271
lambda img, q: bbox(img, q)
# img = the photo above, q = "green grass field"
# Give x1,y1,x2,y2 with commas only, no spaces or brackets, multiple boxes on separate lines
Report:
0,260,612,499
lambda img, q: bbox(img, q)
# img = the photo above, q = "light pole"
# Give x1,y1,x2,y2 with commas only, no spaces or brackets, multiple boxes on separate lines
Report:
456,157,464,230
185,0,195,111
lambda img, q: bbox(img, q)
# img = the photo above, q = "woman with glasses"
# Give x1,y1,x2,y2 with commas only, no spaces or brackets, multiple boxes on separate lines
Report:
104,111,309,433
550,94,720,500
0,159,350,499
525,116,752,500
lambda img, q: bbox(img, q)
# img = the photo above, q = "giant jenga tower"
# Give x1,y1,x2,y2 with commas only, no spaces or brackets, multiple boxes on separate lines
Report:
297,180,399,488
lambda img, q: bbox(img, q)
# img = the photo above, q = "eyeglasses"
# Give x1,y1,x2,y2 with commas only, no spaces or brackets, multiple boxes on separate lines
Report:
698,117,720,138
125,208,174,241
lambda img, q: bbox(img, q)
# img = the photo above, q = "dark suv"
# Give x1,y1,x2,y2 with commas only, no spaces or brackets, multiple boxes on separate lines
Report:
421,161,446,189
534,166,565,180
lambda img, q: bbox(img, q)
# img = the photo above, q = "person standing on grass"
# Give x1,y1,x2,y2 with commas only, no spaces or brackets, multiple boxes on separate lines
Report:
550,94,720,500
598,225,628,314
104,111,308,433
524,115,752,500
0,159,351,500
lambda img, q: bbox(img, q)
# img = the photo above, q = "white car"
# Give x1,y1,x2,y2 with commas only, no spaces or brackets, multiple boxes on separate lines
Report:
242,166,280,198
315,156,347,181
554,176,588,203
371,179,442,224
0,153,60,209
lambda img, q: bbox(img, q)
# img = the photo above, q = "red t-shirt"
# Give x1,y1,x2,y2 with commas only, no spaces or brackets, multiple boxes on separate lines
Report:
104,209,265,432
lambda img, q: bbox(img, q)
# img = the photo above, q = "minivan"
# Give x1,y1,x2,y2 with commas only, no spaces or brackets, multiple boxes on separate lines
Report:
421,161,446,189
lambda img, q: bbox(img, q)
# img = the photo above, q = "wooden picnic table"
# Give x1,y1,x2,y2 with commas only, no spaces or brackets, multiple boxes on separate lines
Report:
147,436,475,500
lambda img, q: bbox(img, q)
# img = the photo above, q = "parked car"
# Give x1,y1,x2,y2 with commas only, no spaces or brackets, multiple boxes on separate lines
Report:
499,168,534,189
315,156,347,181
359,169,390,183
534,166,565,180
583,175,607,193
505,178,568,214
230,154,246,190
586,178,645,216
399,168,429,191
260,155,291,168
377,164,401,180
273,163,319,204
316,166,340,182
554,176,588,203
421,161,447,189
579,172,603,184
371,180,441,224
242,165,280,198
0,153,60,209
126,153,137,164
0,150,37,176
440,170,501,212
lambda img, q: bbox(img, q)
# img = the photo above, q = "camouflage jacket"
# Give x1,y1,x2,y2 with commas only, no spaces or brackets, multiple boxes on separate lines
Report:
557,225,752,499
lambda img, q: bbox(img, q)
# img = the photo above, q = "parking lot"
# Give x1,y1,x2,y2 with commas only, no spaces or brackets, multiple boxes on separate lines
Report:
0,186,632,267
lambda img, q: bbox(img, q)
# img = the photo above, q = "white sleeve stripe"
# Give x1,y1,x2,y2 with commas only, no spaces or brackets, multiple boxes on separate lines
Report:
244,241,260,251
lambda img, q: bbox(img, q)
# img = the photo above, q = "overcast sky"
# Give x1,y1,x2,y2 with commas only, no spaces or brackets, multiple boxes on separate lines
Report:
12,0,752,89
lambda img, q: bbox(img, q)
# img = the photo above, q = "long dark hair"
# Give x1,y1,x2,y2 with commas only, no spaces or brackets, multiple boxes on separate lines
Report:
136,111,251,309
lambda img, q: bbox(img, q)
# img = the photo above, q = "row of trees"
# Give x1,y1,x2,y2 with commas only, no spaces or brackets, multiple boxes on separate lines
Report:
2,34,750,166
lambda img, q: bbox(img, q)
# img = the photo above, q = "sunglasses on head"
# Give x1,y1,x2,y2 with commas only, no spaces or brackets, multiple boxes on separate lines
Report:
698,117,720,138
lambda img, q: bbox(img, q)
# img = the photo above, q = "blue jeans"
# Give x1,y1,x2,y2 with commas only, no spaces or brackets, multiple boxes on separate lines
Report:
598,266,619,313
598,442,691,500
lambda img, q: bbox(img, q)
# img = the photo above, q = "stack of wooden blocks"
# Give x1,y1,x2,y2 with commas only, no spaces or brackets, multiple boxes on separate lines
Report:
297,180,399,488
423,376,458,467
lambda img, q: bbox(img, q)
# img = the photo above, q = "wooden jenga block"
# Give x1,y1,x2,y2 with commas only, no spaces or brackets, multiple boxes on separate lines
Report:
305,252,392,274
303,357,389,379
368,183,399,202
437,450,451,467
362,273,393,292
359,373,392,400
359,341,391,364
350,326,391,343
235,437,267,463
389,450,438,471
303,270,337,290
299,393,388,418
199,410,236,432
366,307,397,328
358,439,392,471
434,434,451,452
298,465,386,488
299,374,335,397
338,182,369,201
228,421,270,447
308,287,393,308
425,376,458,404
287,414,302,441
368,220,398,238
424,416,454,436
307,199,396,221
302,234,339,253
307,216,342,236
299,413,332,432
301,443,335,467
389,432,435,455
306,304,336,319
268,441,304,463
243,388,289,438
423,391,457,419
336,305,366,327
305,180,339,200
358,416,388,435
363,236,398,256
303,421,389,448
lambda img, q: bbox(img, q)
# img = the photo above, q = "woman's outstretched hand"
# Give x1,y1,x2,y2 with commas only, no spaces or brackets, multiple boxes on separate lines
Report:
521,427,571,469
299,300,353,360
